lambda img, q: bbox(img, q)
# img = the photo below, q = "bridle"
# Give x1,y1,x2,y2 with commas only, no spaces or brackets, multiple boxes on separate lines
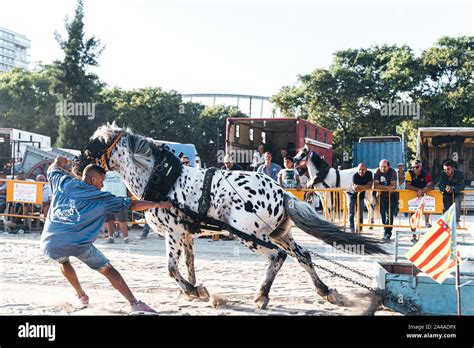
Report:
73,130,125,172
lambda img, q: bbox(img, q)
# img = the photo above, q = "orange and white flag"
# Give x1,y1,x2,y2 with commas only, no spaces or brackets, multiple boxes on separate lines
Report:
405,204,460,284
409,195,425,229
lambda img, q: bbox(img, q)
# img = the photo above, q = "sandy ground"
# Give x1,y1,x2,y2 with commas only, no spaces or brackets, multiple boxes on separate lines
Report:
0,215,472,316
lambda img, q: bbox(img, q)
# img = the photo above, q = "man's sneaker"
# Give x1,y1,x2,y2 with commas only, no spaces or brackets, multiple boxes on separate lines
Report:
411,236,418,244
130,300,158,315
123,237,130,244
104,237,115,244
70,293,89,309
382,235,391,242
113,231,120,238
426,223,432,228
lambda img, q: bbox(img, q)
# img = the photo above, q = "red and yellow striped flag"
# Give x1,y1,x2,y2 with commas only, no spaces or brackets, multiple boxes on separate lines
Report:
405,204,460,284
409,196,425,229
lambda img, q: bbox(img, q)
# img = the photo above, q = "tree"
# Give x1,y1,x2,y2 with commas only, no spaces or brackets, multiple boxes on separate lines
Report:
196,105,248,167
54,0,105,149
272,38,473,165
0,66,60,143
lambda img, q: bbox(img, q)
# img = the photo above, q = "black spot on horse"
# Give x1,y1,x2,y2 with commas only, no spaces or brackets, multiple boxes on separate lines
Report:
273,204,279,216
244,200,255,213
254,222,259,229
267,205,272,216
244,187,257,195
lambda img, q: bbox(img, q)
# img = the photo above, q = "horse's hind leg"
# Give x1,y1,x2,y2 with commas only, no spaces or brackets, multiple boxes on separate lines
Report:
183,233,196,286
166,229,208,298
254,248,287,310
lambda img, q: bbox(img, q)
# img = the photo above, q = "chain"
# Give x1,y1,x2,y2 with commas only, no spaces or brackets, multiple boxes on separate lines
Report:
308,250,378,293
309,250,372,279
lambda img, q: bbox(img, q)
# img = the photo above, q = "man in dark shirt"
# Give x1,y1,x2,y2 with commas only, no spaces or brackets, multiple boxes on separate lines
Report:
346,163,373,233
439,160,464,226
222,155,243,171
374,159,398,241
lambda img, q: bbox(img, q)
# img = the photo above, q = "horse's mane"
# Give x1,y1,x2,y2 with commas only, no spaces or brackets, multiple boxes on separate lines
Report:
92,122,155,172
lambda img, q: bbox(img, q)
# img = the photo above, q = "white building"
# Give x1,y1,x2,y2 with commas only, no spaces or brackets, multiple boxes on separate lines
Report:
0,27,30,73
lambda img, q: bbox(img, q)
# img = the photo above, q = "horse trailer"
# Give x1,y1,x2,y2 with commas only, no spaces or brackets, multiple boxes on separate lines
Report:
225,117,333,170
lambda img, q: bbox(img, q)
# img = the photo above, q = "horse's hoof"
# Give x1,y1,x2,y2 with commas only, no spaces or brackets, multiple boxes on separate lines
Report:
254,295,270,309
210,294,224,308
327,289,351,306
196,284,210,298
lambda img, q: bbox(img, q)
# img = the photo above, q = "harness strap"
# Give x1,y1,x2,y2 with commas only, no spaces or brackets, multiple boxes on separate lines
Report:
170,199,278,250
197,167,217,219
100,130,125,170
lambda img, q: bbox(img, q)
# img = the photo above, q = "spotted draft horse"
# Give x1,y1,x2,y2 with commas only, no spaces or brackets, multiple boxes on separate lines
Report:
73,123,387,309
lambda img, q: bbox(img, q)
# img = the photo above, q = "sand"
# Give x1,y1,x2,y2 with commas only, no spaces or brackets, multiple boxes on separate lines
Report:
0,216,472,316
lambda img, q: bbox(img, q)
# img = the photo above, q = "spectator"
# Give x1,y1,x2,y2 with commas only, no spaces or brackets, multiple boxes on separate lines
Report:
346,163,373,234
36,174,52,218
181,156,190,166
257,152,281,182
277,148,288,167
405,160,433,223
374,159,398,241
439,160,464,227
102,171,130,244
252,144,265,171
0,172,6,214
40,157,171,314
393,163,405,217
222,155,243,171
277,156,301,189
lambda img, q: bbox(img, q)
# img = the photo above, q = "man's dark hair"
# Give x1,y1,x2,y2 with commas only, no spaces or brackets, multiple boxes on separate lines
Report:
443,159,456,168
83,164,106,179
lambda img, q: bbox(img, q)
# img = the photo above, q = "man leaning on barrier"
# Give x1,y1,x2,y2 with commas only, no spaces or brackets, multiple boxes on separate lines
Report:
346,163,373,234
40,156,173,314
439,159,464,227
374,159,398,242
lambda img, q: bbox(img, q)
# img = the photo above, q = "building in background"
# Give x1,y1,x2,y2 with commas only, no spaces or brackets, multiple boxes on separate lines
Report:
0,27,30,73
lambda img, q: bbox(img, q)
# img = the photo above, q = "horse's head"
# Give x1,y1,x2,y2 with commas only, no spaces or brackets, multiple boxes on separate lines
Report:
293,145,311,164
72,122,126,176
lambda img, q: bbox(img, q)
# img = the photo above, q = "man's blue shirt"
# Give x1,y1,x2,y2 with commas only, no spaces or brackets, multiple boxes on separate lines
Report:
40,167,130,259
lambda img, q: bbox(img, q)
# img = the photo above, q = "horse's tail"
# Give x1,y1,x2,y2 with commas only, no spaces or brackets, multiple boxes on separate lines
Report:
283,193,388,255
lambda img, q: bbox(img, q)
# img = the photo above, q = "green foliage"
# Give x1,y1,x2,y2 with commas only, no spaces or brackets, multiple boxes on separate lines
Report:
272,37,473,166
54,0,105,149
0,66,60,143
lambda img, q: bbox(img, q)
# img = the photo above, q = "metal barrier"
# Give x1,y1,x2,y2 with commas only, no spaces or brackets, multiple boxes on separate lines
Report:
356,189,472,234
286,188,348,229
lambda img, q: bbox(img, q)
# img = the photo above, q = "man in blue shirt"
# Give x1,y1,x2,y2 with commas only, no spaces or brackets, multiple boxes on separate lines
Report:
40,156,172,314
257,152,282,182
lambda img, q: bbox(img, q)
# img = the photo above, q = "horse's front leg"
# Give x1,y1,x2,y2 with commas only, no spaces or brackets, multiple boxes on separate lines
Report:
183,232,196,286
166,229,208,298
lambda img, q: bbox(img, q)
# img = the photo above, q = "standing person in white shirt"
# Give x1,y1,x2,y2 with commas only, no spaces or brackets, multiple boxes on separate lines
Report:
102,171,130,244
251,144,265,171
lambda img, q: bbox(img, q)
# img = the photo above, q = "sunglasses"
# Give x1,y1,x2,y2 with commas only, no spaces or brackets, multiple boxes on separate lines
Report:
224,162,231,165
412,165,420,169
182,161,189,165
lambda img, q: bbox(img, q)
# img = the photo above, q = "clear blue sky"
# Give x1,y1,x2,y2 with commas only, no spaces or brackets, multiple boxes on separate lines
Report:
1,0,472,96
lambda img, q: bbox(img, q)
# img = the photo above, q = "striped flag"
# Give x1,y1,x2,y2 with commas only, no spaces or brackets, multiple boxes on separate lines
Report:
409,195,425,229
405,204,460,284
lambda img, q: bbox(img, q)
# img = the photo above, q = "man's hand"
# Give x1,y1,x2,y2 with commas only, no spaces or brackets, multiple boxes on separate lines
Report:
445,186,453,193
417,189,423,198
157,201,173,209
53,156,69,168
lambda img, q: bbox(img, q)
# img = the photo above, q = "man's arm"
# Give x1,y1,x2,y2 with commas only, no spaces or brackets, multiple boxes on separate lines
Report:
438,172,448,192
129,200,172,211
453,171,465,193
